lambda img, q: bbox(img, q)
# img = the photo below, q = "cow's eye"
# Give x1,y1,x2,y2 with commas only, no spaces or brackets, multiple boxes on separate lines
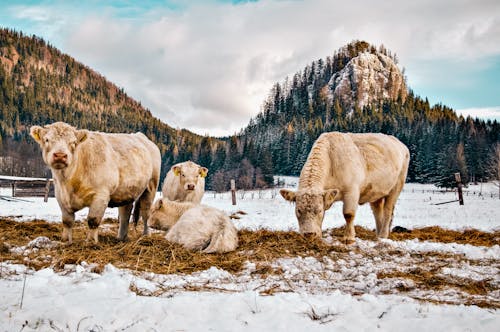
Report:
44,138,49,143
182,174,185,177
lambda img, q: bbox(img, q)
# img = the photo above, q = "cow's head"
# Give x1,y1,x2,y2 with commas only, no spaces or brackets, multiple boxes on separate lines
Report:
280,188,338,238
172,161,208,191
30,122,88,170
148,198,194,231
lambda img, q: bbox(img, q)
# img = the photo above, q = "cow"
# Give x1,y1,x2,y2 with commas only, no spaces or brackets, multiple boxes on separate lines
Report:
148,199,238,253
30,122,161,244
280,132,409,244
162,161,208,204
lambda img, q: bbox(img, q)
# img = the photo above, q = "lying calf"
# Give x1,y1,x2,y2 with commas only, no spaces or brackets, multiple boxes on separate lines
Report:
148,199,238,253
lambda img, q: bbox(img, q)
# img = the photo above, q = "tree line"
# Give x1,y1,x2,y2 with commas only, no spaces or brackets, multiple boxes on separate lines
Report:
1,30,498,190
240,41,500,187
0,28,274,190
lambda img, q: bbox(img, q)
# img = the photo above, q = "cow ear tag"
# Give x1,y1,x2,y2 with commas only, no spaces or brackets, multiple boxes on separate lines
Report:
199,167,208,178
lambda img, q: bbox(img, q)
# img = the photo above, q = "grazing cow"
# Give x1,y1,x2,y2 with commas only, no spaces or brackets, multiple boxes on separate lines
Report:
280,132,409,243
148,199,238,253
30,122,161,244
162,161,208,204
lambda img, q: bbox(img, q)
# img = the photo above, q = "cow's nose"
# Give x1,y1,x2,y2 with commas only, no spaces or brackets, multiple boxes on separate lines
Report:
53,152,67,161
187,184,195,190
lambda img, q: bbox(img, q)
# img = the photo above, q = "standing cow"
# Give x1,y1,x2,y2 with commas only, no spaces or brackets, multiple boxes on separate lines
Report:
280,132,409,243
30,122,161,244
162,161,208,204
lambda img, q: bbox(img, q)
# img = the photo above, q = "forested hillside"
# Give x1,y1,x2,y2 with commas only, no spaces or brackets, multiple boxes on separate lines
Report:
0,29,273,190
1,29,498,189
240,41,500,187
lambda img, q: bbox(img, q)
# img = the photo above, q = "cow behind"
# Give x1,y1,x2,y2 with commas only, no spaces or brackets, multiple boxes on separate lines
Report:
162,161,208,204
148,199,238,253
30,122,161,243
280,132,409,243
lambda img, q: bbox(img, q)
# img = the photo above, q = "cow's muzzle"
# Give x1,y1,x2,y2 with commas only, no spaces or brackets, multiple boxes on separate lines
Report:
51,152,68,169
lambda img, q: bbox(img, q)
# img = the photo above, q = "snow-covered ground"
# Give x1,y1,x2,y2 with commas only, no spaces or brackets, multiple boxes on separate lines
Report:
1,180,499,331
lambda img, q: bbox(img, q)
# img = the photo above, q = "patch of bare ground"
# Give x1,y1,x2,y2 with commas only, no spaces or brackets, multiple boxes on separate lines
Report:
1,218,499,308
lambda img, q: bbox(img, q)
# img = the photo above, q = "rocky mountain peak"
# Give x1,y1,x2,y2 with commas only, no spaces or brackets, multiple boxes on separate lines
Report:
328,51,407,110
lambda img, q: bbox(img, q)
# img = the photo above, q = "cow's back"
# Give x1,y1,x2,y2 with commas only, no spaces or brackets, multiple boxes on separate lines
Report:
103,132,161,200
315,132,408,204
61,132,160,208
348,133,409,203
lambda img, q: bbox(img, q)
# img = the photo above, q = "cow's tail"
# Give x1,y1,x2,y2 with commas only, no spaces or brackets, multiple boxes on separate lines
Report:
202,220,238,254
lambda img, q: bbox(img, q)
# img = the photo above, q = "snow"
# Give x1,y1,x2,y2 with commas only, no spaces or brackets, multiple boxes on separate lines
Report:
0,175,51,182
1,180,499,331
1,264,497,332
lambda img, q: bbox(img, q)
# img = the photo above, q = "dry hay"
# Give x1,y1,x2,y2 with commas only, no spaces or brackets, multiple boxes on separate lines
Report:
1,218,498,275
1,217,499,308
389,226,500,247
328,225,500,247
377,268,495,296
0,217,342,275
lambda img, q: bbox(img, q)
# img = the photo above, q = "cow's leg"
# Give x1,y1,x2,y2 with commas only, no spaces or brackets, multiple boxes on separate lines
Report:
370,198,385,237
139,182,157,236
117,203,134,241
342,191,359,244
380,199,396,239
61,209,75,244
379,179,405,238
86,199,108,244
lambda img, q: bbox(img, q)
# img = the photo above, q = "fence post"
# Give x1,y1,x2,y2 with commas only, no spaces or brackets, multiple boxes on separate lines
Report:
230,179,236,205
44,179,51,202
11,182,15,197
454,173,464,205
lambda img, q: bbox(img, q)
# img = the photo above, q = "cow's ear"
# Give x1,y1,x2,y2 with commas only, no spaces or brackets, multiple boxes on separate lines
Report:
199,167,208,178
323,189,339,210
30,126,46,144
152,198,163,211
76,130,88,144
172,166,181,176
280,189,296,202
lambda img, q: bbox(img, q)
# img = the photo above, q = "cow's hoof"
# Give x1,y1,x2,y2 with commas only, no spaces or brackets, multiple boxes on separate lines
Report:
86,229,99,244
343,238,356,245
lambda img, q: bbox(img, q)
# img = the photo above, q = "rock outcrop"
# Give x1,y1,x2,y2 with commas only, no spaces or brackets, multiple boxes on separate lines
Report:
328,52,407,110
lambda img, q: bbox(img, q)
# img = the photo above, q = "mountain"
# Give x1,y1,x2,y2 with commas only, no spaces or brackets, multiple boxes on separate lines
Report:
0,28,274,190
1,30,498,189
240,41,500,186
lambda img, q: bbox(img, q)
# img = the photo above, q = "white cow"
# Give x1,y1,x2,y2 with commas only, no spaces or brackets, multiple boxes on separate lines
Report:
30,122,161,243
280,132,409,243
162,161,208,204
148,199,238,253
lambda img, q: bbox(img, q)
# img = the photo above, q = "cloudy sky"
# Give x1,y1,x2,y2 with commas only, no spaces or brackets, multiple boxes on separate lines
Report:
1,0,499,135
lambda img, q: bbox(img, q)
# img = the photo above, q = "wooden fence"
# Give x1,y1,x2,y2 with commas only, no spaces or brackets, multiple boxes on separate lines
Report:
0,176,54,202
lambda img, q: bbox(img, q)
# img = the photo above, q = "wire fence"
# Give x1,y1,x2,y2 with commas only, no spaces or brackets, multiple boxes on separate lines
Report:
402,187,499,200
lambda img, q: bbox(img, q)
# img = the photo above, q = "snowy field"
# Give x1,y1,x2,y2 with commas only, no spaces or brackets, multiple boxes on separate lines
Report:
0,180,499,331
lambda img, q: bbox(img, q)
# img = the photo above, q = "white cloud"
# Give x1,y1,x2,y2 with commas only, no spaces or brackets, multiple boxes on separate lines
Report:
5,0,500,135
455,106,500,121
